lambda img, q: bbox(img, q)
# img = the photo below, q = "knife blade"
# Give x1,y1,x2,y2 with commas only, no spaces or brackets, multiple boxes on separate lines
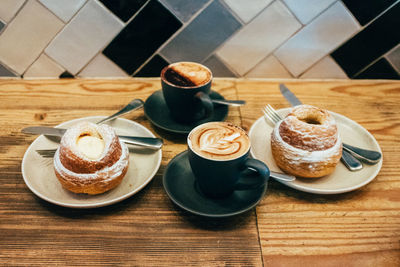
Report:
22,126,163,150
278,84,363,171
22,126,66,136
279,84,302,106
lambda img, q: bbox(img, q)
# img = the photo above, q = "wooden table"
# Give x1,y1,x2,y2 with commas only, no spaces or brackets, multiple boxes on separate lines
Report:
1,79,399,266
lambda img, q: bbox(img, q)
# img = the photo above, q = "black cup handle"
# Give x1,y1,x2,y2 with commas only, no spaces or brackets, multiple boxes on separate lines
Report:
195,92,214,119
234,158,270,190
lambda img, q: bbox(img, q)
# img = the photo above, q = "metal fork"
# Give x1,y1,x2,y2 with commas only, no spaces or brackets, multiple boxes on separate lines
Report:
263,104,363,171
36,149,58,158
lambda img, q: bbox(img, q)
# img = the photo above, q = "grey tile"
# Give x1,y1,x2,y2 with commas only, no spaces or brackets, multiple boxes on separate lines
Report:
0,0,64,75
160,0,242,63
39,0,86,23
283,0,337,25
274,1,360,77
0,62,17,77
203,55,237,77
224,0,273,23
160,0,210,22
0,0,25,22
23,53,65,78
217,0,301,76
45,0,124,75
387,44,400,73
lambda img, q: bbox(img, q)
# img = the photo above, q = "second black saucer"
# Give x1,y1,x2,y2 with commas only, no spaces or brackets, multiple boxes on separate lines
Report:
163,151,267,218
144,90,229,134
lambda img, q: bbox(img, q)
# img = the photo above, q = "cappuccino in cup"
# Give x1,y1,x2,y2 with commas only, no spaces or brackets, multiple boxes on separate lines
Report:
161,62,214,123
163,62,211,87
188,122,250,160
188,122,269,198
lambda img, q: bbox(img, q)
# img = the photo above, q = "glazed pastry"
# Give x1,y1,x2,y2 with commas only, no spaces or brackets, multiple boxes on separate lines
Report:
54,122,129,194
271,105,342,178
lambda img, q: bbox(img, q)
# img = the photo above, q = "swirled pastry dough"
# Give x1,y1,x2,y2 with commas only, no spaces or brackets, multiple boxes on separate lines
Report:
54,122,129,194
271,105,342,178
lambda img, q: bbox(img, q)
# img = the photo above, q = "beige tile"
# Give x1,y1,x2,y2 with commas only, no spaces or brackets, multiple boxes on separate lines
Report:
274,1,360,77
386,44,400,73
300,56,348,79
217,0,301,76
23,53,65,78
0,0,64,75
223,0,273,23
78,53,128,78
45,0,123,75
0,0,25,22
39,0,86,23
245,55,292,78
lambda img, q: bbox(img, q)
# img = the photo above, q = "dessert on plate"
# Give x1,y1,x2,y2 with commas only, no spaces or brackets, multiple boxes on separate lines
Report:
271,105,342,178
53,122,129,194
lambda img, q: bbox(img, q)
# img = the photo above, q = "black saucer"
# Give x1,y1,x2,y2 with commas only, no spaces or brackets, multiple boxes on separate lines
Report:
163,151,267,218
144,90,229,134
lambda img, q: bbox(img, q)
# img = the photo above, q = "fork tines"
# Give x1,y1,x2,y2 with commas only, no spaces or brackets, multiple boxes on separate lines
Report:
263,104,282,125
36,149,56,158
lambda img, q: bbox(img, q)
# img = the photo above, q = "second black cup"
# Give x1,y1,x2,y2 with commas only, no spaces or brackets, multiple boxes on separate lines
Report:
187,122,270,198
161,62,214,124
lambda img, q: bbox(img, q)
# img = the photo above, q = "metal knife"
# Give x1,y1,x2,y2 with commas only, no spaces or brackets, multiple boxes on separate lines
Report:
22,126,163,150
279,84,302,106
278,84,363,171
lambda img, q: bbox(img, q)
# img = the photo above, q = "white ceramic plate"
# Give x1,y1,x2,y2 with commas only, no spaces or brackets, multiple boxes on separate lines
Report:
21,116,162,208
249,108,382,194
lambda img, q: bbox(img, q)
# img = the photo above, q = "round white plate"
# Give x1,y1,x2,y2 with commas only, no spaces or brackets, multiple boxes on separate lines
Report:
22,116,162,208
249,108,382,194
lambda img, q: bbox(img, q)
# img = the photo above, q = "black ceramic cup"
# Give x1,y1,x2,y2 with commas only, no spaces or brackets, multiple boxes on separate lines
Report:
187,122,270,198
161,62,214,124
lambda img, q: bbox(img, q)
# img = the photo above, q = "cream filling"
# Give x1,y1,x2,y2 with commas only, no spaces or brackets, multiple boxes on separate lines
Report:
76,135,105,160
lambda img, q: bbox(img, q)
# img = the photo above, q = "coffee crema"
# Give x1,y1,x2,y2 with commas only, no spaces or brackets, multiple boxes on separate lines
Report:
189,122,250,160
163,62,211,87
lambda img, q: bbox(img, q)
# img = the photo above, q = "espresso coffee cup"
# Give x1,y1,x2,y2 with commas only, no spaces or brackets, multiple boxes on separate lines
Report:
187,121,270,198
161,62,214,124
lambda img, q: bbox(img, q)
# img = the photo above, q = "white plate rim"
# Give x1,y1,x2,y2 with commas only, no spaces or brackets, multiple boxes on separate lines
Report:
249,108,383,194
21,116,162,208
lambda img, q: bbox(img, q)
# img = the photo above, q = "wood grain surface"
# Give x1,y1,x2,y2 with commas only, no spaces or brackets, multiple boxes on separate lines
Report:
0,78,399,266
237,80,400,267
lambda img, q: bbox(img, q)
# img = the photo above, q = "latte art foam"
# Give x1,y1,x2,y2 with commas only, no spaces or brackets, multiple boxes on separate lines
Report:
189,122,250,160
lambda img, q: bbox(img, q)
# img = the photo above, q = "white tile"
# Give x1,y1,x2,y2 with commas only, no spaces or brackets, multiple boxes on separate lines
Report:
78,53,128,77
0,0,25,22
223,0,273,23
39,0,86,23
217,0,301,76
45,0,123,75
283,0,336,25
300,56,347,79
245,55,292,78
23,53,65,78
0,0,64,75
274,1,360,77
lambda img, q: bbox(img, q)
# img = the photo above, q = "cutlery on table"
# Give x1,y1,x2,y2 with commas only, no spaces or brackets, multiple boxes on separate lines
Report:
96,99,144,124
279,84,382,165
196,92,246,106
22,98,163,155
22,126,163,153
